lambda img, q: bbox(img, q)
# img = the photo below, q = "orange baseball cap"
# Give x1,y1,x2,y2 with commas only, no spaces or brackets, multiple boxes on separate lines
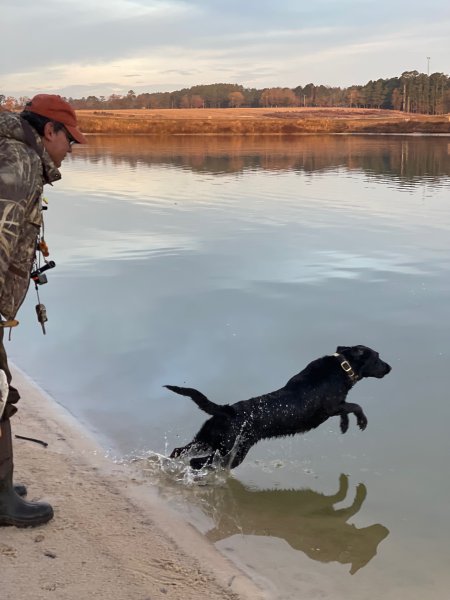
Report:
26,94,87,144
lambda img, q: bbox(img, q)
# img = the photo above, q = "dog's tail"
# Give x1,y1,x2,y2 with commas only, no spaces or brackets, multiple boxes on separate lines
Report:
164,385,235,418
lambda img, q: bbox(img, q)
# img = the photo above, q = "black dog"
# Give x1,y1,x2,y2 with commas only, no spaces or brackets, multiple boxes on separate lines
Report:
166,345,391,470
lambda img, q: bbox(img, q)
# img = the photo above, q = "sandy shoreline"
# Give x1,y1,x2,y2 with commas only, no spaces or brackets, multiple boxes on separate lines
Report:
2,366,267,600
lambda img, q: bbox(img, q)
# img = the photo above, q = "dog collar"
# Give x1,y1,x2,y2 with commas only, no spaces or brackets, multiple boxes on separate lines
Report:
333,353,359,384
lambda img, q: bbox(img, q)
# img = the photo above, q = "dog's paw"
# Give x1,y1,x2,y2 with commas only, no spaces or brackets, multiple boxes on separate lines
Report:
190,456,214,470
357,415,368,430
170,447,184,459
355,483,367,504
340,414,349,434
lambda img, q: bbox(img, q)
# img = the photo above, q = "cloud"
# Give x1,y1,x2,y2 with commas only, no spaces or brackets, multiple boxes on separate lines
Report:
1,0,449,97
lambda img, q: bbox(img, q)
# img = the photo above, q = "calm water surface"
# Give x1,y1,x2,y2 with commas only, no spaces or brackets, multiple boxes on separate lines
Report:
11,135,450,599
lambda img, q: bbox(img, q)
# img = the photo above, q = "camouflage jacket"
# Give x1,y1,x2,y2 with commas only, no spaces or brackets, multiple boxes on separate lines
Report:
0,112,61,320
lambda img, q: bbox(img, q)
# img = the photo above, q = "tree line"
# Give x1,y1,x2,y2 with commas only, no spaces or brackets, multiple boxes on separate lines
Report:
1,71,449,114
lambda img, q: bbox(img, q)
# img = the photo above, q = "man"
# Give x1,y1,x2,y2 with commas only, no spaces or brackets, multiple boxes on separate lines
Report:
0,94,87,527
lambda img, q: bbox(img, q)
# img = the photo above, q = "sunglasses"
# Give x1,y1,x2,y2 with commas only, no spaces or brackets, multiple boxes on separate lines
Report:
62,127,76,146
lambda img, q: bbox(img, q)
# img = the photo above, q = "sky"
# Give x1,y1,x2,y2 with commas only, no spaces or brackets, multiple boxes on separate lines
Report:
1,0,449,99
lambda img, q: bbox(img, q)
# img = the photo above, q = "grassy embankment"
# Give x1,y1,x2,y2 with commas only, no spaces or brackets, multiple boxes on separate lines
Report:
77,107,450,135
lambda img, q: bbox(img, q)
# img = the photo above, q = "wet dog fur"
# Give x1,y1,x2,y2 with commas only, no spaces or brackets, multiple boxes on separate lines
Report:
166,345,391,470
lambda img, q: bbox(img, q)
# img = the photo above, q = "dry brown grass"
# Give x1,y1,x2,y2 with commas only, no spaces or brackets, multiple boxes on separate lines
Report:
76,107,450,135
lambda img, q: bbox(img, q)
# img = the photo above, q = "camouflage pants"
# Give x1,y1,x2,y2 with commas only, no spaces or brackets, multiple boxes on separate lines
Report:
0,327,20,420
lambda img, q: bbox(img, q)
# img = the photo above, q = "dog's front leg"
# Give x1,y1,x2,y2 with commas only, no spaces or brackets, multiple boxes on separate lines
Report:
340,413,350,433
334,483,367,520
338,403,368,431
327,473,349,503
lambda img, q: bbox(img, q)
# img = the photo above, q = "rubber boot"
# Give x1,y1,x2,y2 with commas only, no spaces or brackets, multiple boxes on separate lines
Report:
0,418,53,527
14,483,27,497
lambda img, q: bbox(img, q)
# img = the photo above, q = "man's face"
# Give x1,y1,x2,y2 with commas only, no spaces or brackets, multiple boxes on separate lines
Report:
41,121,74,168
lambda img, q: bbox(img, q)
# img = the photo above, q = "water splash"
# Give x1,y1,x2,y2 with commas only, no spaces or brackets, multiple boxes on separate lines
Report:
125,450,230,487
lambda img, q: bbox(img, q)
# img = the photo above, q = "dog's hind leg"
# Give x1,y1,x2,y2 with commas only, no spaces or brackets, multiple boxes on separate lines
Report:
170,443,193,458
190,443,239,470
229,441,253,469
190,454,216,470
170,441,209,459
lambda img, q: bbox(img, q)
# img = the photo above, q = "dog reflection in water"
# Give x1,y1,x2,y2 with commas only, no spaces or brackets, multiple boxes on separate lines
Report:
204,473,389,575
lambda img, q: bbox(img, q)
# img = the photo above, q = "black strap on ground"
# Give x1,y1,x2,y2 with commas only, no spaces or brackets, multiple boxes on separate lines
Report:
15,434,48,448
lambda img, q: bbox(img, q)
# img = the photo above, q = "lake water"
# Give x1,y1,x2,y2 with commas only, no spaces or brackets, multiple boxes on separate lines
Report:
10,134,450,599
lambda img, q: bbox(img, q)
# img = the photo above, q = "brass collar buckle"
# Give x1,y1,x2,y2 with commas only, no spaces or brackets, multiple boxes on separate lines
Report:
333,353,359,384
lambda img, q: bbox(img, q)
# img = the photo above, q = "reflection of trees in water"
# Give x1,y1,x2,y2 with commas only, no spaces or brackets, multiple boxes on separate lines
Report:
201,474,389,575
76,135,450,183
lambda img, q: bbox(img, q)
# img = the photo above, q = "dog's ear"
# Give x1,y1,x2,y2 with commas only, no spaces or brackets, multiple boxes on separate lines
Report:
353,345,369,357
336,345,350,354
